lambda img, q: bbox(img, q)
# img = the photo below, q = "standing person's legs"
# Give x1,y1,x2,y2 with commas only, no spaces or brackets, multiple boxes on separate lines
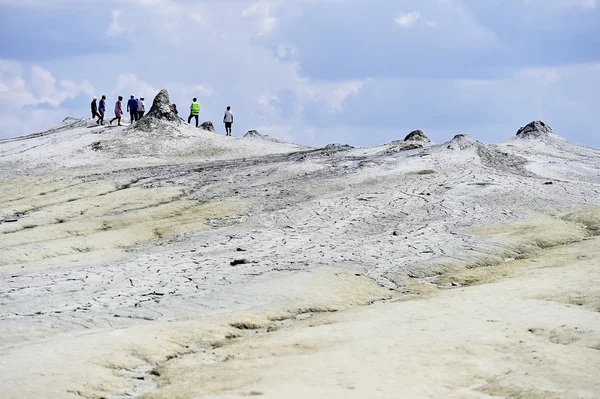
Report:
138,111,144,120
130,111,136,123
194,115,199,127
98,110,104,125
188,114,193,124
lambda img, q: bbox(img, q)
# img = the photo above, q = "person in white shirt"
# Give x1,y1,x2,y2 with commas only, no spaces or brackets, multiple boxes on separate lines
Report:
137,97,145,120
223,106,234,136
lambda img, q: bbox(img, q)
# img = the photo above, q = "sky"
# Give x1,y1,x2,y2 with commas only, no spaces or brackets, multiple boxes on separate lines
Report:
0,0,599,147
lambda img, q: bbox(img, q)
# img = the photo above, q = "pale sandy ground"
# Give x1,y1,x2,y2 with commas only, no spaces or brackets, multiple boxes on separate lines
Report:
1,235,598,399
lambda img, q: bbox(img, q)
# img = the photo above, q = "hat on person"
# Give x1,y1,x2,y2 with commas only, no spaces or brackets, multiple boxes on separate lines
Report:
93,96,97,100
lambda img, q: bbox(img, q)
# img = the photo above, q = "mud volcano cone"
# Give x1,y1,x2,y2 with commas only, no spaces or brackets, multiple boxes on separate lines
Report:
516,121,554,139
133,89,182,132
404,130,430,143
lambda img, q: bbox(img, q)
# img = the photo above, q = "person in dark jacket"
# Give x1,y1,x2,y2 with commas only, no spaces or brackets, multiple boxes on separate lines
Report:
91,97,100,120
127,95,138,123
97,95,106,125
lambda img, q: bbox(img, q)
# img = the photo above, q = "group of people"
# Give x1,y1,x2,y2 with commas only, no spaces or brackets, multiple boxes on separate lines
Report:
91,95,146,126
90,95,234,135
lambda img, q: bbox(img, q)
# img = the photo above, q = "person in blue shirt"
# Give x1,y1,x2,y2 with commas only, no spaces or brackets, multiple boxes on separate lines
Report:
127,95,138,123
97,95,106,125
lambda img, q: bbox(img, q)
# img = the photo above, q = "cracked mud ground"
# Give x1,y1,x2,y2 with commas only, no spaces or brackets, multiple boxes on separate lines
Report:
1,123,600,398
2,134,600,345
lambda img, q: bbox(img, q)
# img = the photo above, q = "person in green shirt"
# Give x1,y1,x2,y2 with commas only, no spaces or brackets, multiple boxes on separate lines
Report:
188,98,200,127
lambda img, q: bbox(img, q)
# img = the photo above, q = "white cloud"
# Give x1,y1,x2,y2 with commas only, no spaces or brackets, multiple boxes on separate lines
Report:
257,94,280,112
25,66,93,107
242,2,271,18
30,66,56,98
106,9,124,37
193,84,216,97
242,1,277,36
395,11,421,27
0,61,96,138
581,0,596,8
114,73,158,99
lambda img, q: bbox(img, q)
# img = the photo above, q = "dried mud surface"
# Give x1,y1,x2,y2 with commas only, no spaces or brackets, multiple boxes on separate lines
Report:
1,121,600,398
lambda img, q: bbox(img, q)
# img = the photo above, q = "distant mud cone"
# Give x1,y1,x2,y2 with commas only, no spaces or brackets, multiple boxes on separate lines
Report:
200,121,215,132
404,130,430,143
447,134,478,150
133,89,182,132
244,130,262,138
516,121,554,139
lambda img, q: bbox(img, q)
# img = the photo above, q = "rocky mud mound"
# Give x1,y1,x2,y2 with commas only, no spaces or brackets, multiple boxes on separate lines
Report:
244,130,262,138
446,134,479,150
385,130,432,154
516,120,554,139
404,129,430,143
200,121,215,132
509,120,571,148
502,121,600,181
130,89,183,134
242,130,294,145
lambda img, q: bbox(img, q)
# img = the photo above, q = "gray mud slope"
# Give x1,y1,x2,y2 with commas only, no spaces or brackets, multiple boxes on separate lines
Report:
1,121,600,343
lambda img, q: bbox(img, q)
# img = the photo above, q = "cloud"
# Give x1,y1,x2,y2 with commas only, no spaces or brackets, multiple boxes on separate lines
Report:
0,0,599,149
0,61,94,138
191,84,216,97
114,74,158,99
106,9,124,37
30,66,56,97
242,1,277,36
581,0,596,8
395,11,421,27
